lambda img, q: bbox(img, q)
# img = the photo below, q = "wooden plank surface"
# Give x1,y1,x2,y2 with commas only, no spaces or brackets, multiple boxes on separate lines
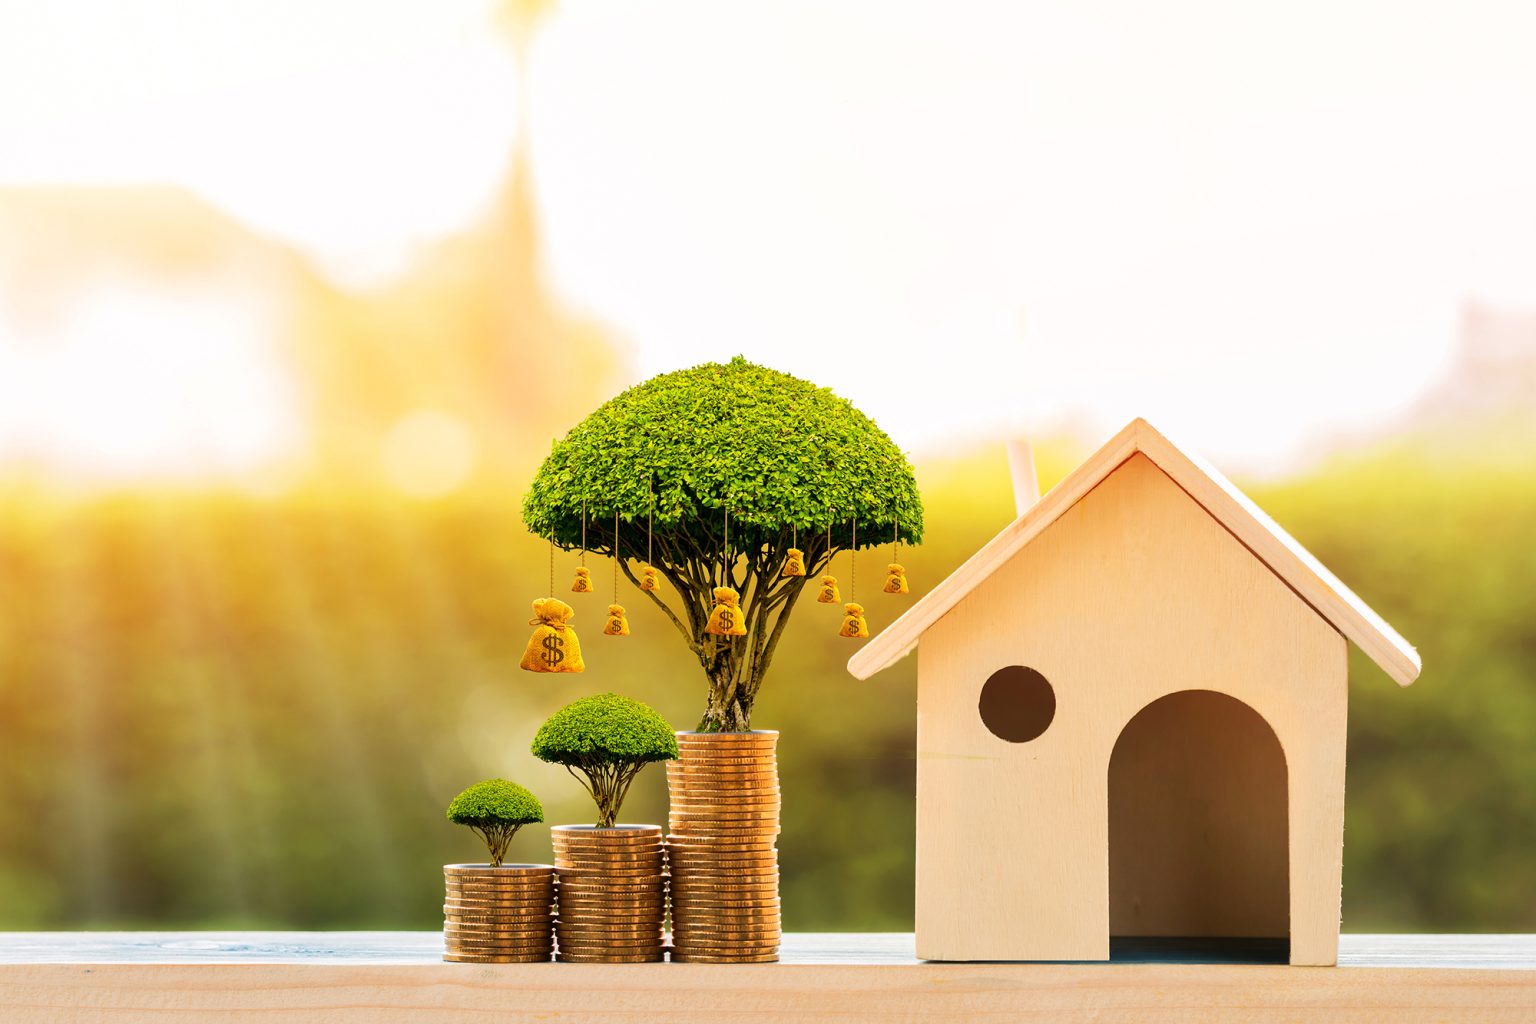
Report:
2,933,1534,1023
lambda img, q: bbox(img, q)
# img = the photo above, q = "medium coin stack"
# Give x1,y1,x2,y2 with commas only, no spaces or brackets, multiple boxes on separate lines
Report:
666,730,781,963
551,825,667,963
442,863,555,963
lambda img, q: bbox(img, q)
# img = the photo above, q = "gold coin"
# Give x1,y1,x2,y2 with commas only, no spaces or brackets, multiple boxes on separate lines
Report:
444,891,555,903
556,934,664,945
665,835,777,847
444,913,555,926
556,882,666,894
669,812,781,823
557,871,666,882
443,951,552,964
550,825,662,838
671,938,781,950
444,935,555,947
557,892,667,903
667,767,777,775
670,905,781,918
670,951,779,964
556,952,666,964
443,863,556,875
554,849,665,860
443,896,555,908
551,836,664,848
445,881,556,894
668,860,778,871
554,837,663,846
669,896,781,907
444,931,554,944
555,936,665,949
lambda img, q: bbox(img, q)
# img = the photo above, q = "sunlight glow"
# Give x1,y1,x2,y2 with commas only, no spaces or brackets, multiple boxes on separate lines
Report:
4,0,1536,470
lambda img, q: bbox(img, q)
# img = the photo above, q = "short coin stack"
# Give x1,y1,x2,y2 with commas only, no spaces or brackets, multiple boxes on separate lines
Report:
442,863,555,963
551,825,667,963
666,730,781,963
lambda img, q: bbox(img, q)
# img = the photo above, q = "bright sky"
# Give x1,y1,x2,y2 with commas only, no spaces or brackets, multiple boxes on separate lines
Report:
4,0,1536,474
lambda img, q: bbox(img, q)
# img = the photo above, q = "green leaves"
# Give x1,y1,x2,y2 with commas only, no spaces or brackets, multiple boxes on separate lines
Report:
520,357,924,553
530,692,679,767
445,779,544,828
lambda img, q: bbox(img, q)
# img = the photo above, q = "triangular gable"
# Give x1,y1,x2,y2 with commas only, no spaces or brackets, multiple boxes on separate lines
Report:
847,418,1421,686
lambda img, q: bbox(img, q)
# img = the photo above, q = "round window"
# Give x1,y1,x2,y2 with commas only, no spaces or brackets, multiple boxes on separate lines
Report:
979,665,1056,743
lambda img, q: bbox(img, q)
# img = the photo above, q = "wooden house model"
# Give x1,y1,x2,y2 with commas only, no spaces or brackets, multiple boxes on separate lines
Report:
847,419,1420,965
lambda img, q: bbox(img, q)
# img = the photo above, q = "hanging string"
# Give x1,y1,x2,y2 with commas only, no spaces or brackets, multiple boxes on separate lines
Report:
613,509,620,601
852,519,859,599
647,478,653,566
580,499,587,567
893,513,898,561
723,506,730,588
548,527,554,595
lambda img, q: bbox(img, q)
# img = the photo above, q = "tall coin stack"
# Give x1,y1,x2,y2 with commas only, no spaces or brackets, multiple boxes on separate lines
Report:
442,863,555,963
551,825,668,963
666,730,781,963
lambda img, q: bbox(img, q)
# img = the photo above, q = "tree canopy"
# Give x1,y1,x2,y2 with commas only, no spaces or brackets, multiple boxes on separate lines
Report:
521,356,923,552
445,778,544,866
532,693,677,827
531,693,679,767
521,358,925,732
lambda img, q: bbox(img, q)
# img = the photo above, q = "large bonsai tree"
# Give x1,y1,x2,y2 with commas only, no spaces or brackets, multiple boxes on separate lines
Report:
522,357,924,732
531,693,679,828
446,779,544,866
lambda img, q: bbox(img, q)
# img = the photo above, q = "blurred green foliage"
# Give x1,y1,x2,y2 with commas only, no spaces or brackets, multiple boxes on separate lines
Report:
0,433,1531,932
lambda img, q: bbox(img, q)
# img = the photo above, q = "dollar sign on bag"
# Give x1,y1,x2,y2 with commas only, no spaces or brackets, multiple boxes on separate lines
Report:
719,609,734,631
541,633,565,667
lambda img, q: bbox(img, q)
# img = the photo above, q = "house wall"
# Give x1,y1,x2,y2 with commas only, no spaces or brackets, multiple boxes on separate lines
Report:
914,452,1347,963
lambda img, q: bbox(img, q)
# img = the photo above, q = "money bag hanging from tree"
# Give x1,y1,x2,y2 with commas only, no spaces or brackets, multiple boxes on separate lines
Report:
521,534,585,673
521,357,923,732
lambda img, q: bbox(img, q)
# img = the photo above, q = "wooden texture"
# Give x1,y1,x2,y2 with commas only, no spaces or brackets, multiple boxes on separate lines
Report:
849,417,1420,685
2,933,1534,1023
915,453,1348,963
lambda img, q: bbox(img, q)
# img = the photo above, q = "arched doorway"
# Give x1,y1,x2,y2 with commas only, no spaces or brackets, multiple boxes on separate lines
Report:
1108,690,1289,959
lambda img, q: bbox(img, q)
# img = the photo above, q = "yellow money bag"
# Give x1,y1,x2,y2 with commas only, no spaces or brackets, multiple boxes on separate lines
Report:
781,548,806,577
519,598,584,673
602,603,630,637
570,567,594,593
816,575,840,604
704,587,747,636
639,566,660,592
883,563,909,595
839,602,869,639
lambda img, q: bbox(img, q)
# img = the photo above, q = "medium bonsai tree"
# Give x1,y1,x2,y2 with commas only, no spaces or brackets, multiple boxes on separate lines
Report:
521,357,924,731
445,779,544,867
531,693,679,828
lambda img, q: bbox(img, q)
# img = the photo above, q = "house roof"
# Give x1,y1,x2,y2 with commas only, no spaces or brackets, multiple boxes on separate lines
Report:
847,418,1421,686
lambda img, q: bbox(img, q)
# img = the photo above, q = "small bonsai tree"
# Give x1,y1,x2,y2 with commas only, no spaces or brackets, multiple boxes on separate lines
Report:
522,357,924,731
446,779,545,867
531,693,679,828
